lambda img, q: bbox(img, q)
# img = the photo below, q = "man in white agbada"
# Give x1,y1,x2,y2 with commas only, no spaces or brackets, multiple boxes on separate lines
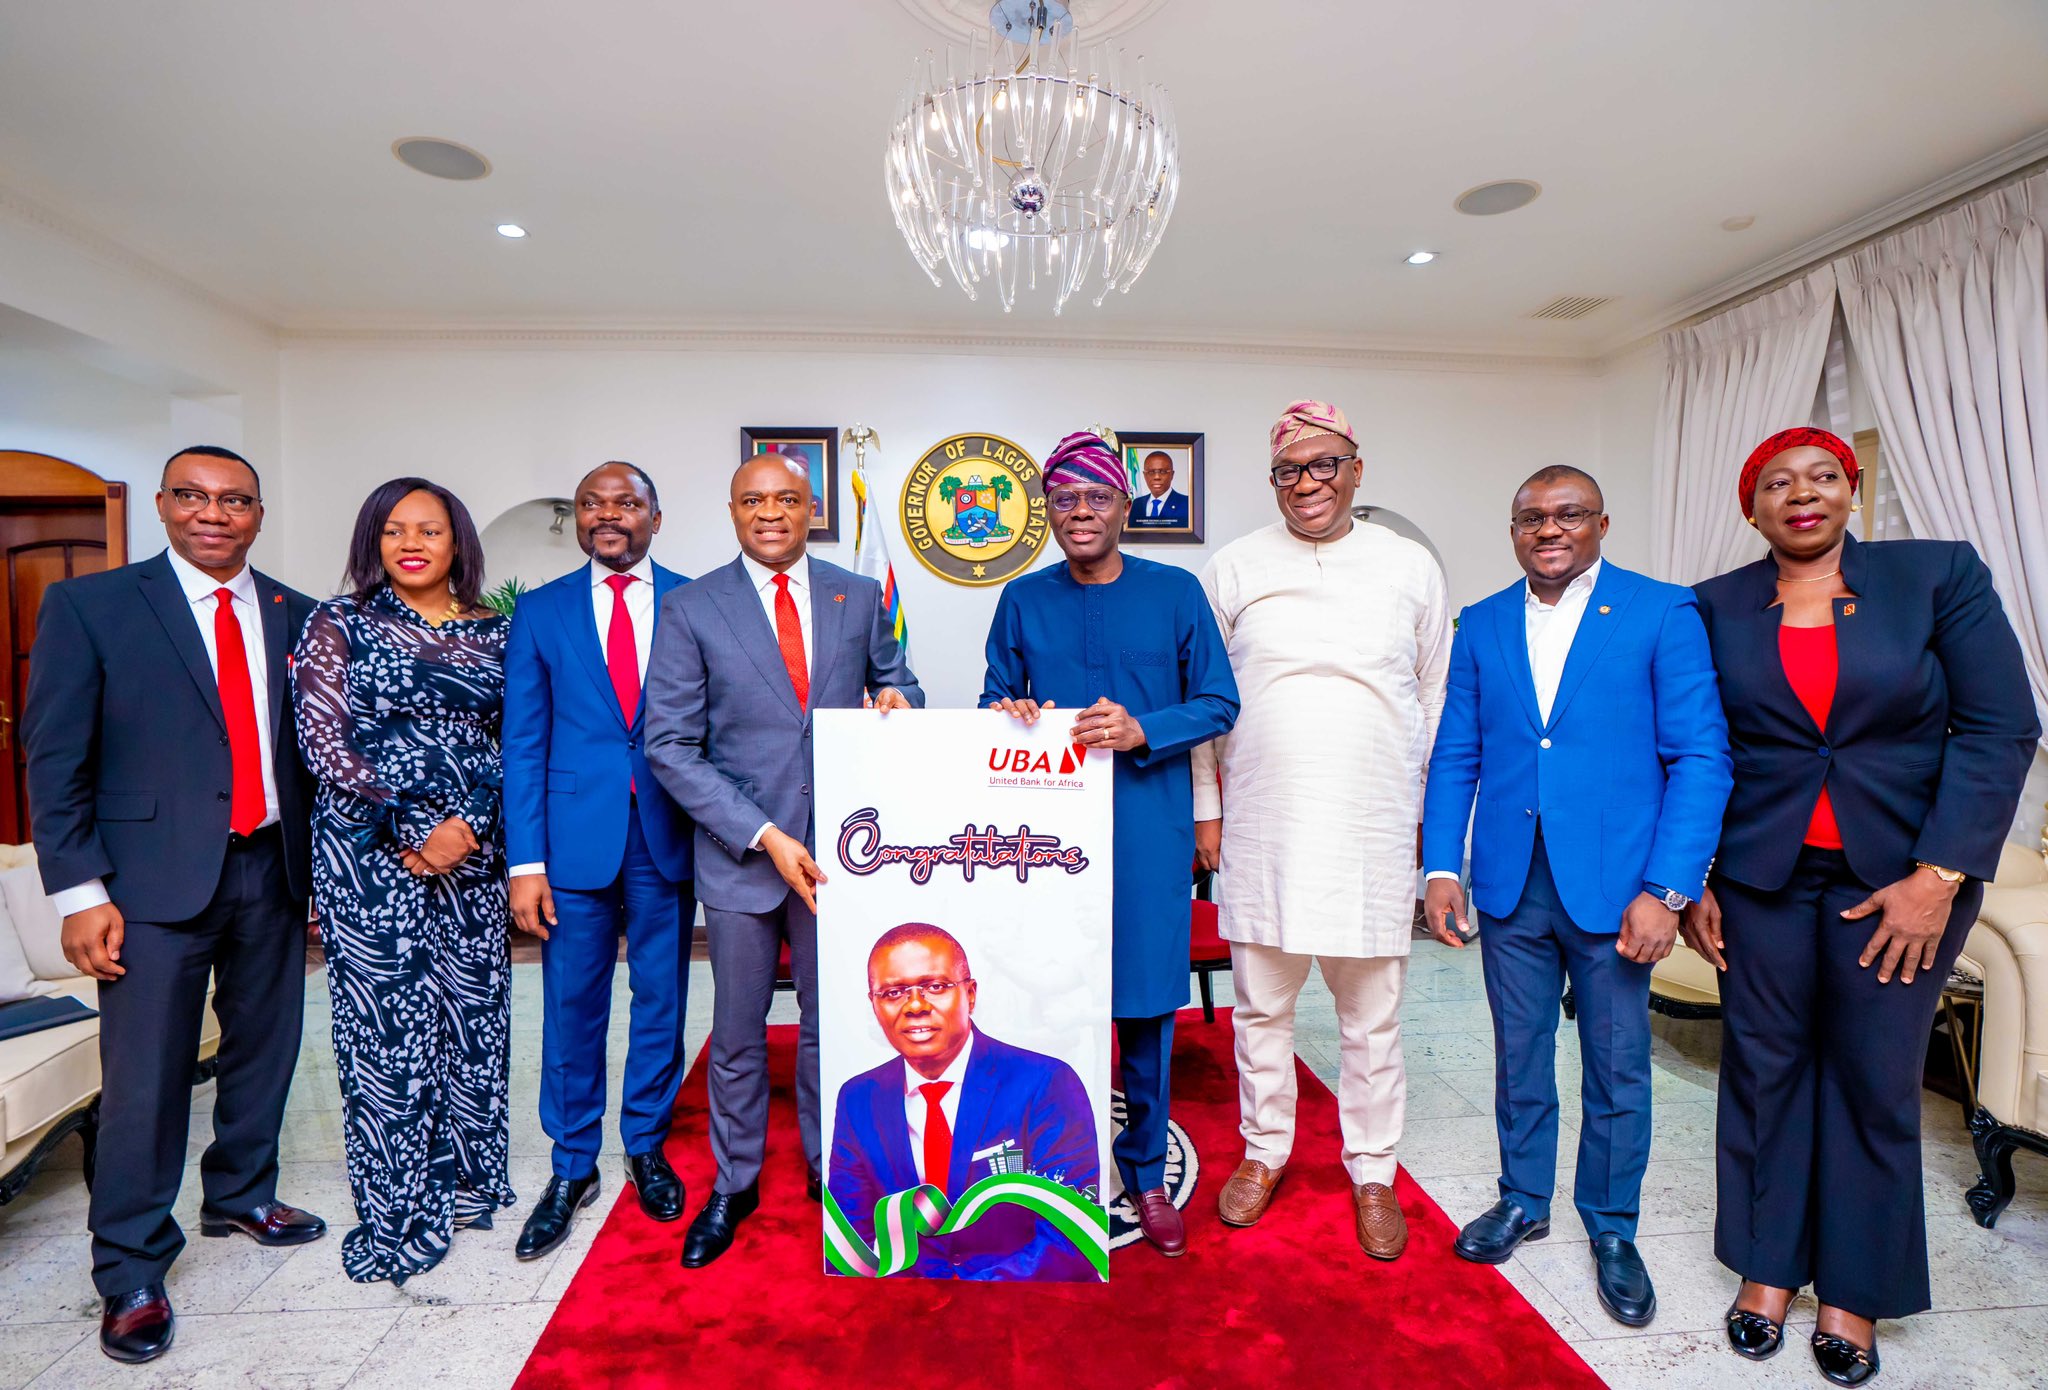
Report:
1191,399,1450,1261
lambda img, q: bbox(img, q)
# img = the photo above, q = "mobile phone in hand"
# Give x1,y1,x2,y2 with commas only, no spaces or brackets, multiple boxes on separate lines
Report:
1444,907,1478,945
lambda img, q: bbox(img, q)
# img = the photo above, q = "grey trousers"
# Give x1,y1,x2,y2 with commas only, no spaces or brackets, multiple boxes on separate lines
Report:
703,893,819,1193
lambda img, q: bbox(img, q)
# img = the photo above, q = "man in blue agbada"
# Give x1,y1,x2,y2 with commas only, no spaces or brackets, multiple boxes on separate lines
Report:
980,430,1239,1258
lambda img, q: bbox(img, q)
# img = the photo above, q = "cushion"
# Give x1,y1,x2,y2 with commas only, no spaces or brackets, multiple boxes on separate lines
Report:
0,889,37,1004
0,981,99,1142
0,862,71,981
1189,900,1230,963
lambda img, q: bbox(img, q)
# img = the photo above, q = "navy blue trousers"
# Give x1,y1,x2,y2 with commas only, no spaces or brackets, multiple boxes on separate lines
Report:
1114,1013,1175,1192
539,814,695,1179
1713,847,1979,1319
1478,835,1653,1240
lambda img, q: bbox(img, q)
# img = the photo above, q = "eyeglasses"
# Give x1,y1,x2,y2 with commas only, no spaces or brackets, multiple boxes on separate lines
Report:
868,977,973,1004
163,487,259,516
1047,488,1122,513
1510,506,1601,534
1269,455,1356,488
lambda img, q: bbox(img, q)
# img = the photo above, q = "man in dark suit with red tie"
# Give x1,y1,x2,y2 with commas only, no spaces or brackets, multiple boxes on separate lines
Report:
24,447,326,1365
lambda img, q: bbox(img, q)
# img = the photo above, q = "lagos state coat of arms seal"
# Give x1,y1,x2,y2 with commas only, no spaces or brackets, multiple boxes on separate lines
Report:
900,432,1050,586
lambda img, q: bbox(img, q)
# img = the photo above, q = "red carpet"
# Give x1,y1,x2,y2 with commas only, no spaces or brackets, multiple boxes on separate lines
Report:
516,1011,1605,1389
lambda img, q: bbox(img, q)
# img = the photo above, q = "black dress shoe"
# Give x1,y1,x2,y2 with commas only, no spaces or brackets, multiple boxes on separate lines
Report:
807,1169,822,1204
1590,1234,1656,1326
680,1185,760,1268
628,1151,684,1223
100,1283,174,1364
1452,1197,1550,1264
1812,1330,1881,1386
198,1200,327,1247
1725,1297,1785,1361
516,1173,601,1261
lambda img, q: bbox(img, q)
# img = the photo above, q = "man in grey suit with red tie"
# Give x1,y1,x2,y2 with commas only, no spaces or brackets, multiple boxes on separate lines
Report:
24,447,326,1365
645,451,923,1268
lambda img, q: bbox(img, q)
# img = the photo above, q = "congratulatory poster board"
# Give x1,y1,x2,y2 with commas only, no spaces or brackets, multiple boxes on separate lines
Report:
813,709,1112,1283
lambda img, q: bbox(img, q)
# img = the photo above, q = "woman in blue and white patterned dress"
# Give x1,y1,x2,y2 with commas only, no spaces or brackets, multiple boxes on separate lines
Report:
293,477,515,1284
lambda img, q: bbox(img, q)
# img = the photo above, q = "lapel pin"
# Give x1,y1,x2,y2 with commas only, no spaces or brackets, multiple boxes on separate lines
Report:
1843,603,1856,616
1598,605,1610,615
833,594,846,603
272,593,284,604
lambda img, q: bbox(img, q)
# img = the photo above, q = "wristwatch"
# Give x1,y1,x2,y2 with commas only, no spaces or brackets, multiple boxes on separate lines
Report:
1644,883,1691,912
1915,861,1966,884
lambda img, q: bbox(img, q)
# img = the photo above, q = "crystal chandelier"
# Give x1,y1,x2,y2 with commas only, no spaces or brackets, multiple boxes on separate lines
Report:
885,0,1181,314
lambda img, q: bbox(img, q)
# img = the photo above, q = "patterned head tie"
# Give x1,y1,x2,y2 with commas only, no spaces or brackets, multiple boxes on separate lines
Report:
1269,399,1356,459
1738,427,1859,519
1042,431,1131,496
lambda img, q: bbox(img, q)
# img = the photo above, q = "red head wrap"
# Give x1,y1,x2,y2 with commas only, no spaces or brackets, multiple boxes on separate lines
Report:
1737,427,1860,519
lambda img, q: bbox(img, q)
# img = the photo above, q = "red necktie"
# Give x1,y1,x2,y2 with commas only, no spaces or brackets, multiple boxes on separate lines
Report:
602,573,640,722
213,589,264,836
772,572,809,708
919,1081,954,1189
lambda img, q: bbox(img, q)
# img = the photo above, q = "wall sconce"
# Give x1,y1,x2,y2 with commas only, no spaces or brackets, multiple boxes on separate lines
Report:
549,501,572,536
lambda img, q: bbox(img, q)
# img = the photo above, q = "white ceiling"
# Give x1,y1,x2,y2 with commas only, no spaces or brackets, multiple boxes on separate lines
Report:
2,0,2045,354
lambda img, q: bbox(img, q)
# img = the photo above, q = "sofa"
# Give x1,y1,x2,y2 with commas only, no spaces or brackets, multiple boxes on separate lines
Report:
0,845,220,1205
1963,839,2048,1228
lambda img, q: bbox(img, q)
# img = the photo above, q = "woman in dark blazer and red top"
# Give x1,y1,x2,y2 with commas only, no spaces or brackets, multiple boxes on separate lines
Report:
1685,428,2038,1385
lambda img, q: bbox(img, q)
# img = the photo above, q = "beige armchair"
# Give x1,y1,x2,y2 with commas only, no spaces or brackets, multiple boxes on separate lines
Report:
1962,840,2048,1229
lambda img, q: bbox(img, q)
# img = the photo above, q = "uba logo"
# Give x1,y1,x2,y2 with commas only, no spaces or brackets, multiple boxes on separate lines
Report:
989,744,1091,776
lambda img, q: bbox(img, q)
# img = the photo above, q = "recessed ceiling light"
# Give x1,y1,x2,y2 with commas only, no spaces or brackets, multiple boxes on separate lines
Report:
1405,250,1437,265
392,137,491,181
1721,215,1756,232
1454,179,1542,216
497,224,528,239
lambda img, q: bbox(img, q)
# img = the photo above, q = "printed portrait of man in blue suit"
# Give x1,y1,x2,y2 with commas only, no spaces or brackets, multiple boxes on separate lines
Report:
1125,450,1190,529
826,923,1102,1281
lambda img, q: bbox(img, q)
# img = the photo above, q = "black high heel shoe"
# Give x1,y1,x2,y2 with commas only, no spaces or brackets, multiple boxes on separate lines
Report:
1811,1329,1880,1386
1724,1298,1784,1361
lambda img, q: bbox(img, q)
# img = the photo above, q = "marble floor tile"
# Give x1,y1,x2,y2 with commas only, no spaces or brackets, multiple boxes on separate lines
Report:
346,1302,556,1389
28,1308,400,1390
0,1323,89,1390
1517,1227,1737,1341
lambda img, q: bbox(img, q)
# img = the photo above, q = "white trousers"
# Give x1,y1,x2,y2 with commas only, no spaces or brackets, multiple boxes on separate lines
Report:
1229,941,1408,1186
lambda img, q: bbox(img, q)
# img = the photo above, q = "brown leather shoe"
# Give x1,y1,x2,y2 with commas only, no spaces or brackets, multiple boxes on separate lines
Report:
1217,1159,1285,1227
1133,1188,1187,1256
1352,1182,1408,1261
198,1200,328,1247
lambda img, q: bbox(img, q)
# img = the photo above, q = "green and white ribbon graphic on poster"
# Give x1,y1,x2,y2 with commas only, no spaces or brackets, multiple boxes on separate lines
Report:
823,1174,1109,1280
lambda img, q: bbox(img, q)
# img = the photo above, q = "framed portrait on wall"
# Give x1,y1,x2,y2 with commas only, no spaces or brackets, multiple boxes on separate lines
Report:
742,426,840,541
1117,431,1204,544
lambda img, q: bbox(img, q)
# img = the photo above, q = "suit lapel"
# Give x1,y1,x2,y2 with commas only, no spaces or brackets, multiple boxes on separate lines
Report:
808,563,847,706
141,553,226,732
1492,592,1542,734
1735,558,1823,738
254,570,290,740
1823,536,1869,740
1545,564,1631,730
873,1064,921,1195
568,564,629,730
709,558,803,721
948,1037,995,1194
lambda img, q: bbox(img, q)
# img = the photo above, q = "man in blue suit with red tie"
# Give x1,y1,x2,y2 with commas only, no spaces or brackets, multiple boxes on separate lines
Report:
1422,465,1731,1327
827,923,1100,1281
502,461,696,1258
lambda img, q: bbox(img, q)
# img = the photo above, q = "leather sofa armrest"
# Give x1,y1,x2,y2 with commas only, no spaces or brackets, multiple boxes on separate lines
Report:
1970,883,2048,1132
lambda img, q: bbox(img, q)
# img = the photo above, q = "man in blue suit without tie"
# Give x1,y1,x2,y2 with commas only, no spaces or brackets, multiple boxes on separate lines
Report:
1422,465,1731,1327
828,923,1100,1281
645,451,924,1268
502,462,697,1258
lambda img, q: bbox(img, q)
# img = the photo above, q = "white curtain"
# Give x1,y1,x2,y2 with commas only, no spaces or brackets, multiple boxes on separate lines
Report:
1834,168,2048,741
1652,265,1841,583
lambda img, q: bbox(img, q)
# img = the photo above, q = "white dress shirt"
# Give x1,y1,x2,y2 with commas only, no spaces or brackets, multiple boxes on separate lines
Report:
740,553,813,851
508,557,658,880
903,1030,974,1184
1423,558,1603,886
52,549,279,917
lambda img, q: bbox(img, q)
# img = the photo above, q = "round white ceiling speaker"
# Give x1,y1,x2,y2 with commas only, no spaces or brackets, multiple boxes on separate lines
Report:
1454,179,1542,216
392,137,492,181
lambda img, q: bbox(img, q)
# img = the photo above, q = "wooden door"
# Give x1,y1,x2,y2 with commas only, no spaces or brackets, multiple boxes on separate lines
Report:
0,453,128,844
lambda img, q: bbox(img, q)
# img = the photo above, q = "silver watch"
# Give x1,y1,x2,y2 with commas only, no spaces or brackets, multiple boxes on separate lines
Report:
1645,884,1690,912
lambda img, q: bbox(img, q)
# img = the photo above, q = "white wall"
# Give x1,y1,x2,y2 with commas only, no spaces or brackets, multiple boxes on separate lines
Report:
277,343,1609,705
